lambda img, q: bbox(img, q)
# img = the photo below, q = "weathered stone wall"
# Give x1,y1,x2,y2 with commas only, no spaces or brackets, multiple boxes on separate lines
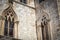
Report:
0,0,37,40
13,2,37,40
0,0,8,14
57,0,60,15
35,0,60,40
0,0,8,35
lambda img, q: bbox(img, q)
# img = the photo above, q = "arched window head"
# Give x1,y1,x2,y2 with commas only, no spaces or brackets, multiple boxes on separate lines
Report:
3,6,16,37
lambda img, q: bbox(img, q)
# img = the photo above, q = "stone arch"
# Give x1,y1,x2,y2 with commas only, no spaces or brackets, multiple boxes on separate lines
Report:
0,6,18,38
2,6,18,21
41,11,50,21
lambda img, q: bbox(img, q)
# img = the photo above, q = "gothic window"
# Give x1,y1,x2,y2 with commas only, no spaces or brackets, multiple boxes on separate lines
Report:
4,7,15,37
41,16,49,40
20,0,27,4
39,0,44,3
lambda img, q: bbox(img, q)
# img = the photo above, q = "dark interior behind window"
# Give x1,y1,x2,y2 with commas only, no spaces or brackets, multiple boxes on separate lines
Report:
20,0,27,4
39,0,44,3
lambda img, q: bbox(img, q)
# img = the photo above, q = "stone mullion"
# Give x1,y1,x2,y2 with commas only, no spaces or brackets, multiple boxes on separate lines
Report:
8,22,9,36
7,15,10,36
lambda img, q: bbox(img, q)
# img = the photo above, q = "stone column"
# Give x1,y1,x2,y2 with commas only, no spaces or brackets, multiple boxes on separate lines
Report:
14,21,19,39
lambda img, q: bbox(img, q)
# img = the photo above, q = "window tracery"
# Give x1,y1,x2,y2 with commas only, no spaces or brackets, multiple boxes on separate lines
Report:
3,6,15,37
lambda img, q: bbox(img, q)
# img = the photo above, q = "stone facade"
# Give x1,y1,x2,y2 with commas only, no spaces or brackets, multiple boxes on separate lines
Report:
0,0,60,40
35,0,60,40
0,0,37,40
13,2,37,40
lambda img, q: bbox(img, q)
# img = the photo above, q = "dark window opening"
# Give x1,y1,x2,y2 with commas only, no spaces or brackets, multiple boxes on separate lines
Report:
41,16,49,40
20,0,22,2
20,0,27,4
39,0,44,3
4,16,8,36
4,15,14,37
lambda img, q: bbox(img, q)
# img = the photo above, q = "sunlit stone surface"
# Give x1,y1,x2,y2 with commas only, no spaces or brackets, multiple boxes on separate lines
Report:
13,3,37,40
0,0,60,40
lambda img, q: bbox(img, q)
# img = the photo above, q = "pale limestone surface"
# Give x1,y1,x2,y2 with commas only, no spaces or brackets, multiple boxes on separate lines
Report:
35,0,60,40
0,0,60,40
13,3,37,40
0,0,37,40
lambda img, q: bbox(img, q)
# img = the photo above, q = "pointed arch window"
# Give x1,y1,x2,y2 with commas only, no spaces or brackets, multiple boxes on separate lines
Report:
4,6,15,37
4,16,8,36
4,14,14,37
41,16,49,40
